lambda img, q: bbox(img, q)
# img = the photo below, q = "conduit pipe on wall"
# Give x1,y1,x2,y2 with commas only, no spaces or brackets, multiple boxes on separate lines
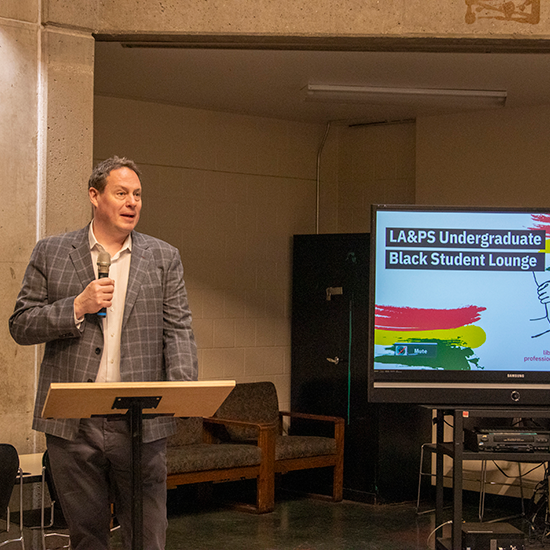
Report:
315,121,331,234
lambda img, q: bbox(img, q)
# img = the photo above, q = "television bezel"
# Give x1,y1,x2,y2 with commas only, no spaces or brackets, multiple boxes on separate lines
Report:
368,203,550,407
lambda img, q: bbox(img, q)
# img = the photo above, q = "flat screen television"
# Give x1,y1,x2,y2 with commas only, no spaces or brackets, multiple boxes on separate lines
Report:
369,204,550,406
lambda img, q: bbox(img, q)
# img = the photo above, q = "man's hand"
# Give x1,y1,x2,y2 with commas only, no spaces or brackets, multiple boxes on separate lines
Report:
74,278,115,318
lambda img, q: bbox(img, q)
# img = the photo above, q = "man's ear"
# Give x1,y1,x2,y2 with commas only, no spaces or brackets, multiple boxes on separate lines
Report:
89,187,99,208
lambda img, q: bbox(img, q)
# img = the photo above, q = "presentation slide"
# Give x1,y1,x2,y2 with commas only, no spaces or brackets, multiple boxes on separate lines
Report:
374,209,550,372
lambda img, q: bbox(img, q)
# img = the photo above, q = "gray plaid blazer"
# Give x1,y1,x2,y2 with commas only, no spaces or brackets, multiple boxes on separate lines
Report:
9,225,198,442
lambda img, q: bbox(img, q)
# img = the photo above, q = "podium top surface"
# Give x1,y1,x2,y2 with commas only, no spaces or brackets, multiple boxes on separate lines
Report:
42,380,236,419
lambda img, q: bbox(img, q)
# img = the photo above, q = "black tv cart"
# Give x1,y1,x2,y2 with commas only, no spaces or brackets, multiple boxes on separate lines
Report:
432,407,550,550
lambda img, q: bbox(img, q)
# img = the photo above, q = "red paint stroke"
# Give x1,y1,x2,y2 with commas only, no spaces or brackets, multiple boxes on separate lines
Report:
375,305,486,331
529,214,550,239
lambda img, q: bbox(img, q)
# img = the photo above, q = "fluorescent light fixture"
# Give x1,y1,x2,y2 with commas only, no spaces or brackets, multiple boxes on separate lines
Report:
304,84,507,108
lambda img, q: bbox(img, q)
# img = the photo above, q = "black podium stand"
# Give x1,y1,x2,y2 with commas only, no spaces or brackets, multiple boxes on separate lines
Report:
42,380,235,550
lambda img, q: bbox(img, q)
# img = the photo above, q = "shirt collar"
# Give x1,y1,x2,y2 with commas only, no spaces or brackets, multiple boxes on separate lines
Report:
88,221,132,258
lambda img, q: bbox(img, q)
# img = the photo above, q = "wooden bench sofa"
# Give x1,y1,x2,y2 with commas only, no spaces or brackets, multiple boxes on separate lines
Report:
166,416,276,513
166,381,344,513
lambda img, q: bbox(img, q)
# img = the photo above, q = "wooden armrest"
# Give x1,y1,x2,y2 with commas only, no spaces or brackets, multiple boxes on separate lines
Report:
279,411,345,424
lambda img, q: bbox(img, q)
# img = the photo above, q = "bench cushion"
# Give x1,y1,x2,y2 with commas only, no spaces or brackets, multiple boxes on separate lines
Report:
275,435,336,460
167,443,262,474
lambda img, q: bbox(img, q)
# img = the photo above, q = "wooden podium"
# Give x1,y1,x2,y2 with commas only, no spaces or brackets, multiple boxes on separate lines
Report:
42,380,235,550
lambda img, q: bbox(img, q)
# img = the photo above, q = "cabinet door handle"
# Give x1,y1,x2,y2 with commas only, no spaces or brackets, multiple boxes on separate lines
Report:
326,287,343,300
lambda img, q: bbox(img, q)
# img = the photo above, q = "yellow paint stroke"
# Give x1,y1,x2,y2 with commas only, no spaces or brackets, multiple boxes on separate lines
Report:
375,324,486,349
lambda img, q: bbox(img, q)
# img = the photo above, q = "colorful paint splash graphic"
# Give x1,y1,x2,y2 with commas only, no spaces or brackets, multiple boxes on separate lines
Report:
374,305,487,370
529,214,550,255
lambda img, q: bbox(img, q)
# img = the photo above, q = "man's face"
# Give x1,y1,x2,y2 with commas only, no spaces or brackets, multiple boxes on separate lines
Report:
89,167,142,240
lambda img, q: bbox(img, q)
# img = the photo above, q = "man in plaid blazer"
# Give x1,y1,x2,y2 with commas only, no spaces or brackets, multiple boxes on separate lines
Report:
10,156,198,550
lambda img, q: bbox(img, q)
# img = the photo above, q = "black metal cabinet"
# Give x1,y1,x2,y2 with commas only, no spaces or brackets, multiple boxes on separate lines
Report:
290,233,431,502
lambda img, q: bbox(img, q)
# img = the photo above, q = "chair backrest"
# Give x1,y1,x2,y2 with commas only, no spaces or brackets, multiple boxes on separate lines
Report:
213,381,279,440
43,450,69,520
42,451,60,505
0,444,19,518
167,417,203,447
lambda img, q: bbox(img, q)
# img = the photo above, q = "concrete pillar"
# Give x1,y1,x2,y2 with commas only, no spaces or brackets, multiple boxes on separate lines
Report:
1,2,94,452
0,7,41,452
42,26,94,236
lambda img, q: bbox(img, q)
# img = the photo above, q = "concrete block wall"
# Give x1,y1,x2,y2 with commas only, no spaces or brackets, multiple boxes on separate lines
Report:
93,95,336,410
416,105,550,207
92,95,415,410
337,122,416,232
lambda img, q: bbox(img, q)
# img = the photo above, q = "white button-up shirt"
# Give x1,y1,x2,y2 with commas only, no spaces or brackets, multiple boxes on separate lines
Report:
88,223,132,383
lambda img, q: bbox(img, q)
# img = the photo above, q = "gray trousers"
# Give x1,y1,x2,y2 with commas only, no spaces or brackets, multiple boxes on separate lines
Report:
46,418,168,550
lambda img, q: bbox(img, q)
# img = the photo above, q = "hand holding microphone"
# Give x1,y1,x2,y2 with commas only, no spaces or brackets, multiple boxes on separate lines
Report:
73,251,113,319
96,251,111,317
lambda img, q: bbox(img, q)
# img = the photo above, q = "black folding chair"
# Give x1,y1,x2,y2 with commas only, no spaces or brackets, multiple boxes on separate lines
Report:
41,451,70,550
0,444,24,549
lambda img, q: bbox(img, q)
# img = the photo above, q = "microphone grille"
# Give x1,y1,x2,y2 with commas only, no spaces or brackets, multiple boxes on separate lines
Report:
97,250,111,268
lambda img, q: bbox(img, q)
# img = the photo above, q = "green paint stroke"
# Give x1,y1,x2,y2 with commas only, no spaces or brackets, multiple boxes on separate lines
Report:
375,338,484,371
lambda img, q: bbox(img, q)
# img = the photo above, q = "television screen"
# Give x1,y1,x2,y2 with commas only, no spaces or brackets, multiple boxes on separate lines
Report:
369,204,550,406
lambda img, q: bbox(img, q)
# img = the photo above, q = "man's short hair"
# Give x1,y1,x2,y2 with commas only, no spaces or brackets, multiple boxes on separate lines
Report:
88,156,142,192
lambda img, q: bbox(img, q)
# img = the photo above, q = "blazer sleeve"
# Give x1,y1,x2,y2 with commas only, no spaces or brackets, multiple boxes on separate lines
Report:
9,239,83,346
161,246,198,382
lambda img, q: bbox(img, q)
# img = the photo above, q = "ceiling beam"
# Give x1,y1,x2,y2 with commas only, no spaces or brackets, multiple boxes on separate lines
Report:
92,33,550,54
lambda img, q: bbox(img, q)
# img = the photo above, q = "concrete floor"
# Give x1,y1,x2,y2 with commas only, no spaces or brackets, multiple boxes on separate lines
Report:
5,486,549,549
121,485,550,550
164,496,435,550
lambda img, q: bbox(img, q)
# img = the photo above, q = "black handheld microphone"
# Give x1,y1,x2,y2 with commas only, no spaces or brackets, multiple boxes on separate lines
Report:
97,250,111,318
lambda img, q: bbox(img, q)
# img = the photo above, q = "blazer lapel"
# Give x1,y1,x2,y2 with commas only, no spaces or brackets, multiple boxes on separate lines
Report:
69,227,95,289
68,226,104,331
123,233,151,329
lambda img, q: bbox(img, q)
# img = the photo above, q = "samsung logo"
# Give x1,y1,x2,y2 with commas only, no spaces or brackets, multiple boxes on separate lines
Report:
507,374,524,378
